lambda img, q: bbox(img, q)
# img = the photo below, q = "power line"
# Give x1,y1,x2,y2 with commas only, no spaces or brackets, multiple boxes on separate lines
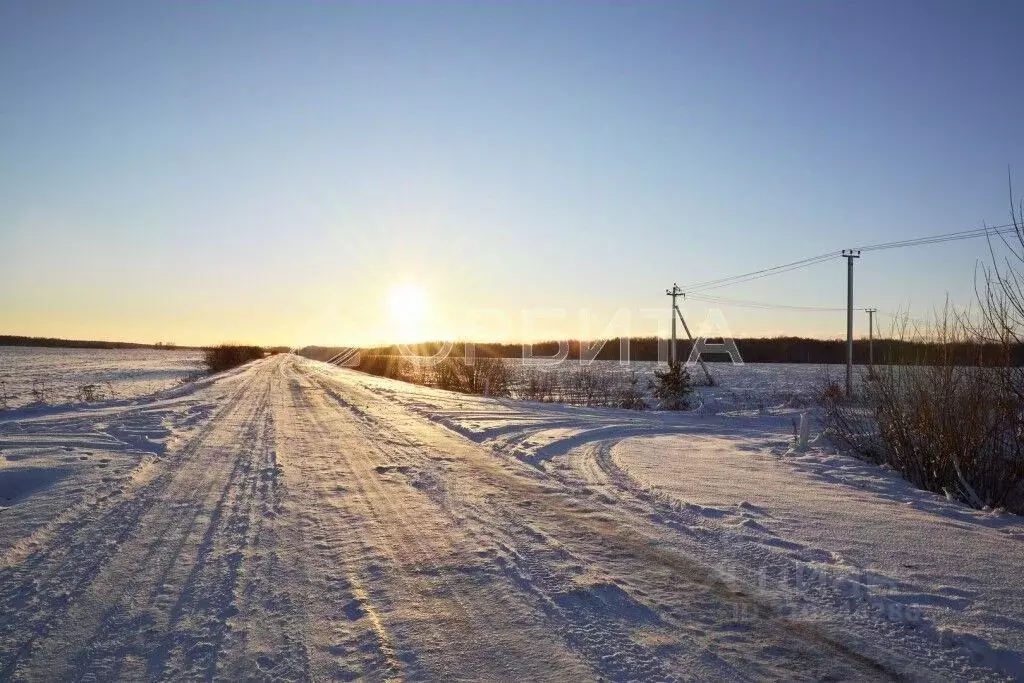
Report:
682,221,1021,293
855,221,1020,253
875,310,947,328
688,293,939,327
684,251,838,292
686,295,943,331
687,292,858,312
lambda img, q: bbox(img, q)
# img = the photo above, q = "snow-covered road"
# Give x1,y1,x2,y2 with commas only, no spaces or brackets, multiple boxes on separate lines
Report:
0,355,1019,681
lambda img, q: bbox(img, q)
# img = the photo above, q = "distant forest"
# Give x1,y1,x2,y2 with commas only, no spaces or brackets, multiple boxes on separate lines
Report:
0,336,195,350
302,336,1024,366
8,334,1020,365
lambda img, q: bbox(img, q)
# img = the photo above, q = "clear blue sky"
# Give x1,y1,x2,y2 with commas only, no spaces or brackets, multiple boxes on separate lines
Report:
2,1,1023,345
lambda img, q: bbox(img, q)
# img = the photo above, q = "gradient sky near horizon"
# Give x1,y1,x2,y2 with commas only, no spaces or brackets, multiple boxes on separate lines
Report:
3,1,1024,346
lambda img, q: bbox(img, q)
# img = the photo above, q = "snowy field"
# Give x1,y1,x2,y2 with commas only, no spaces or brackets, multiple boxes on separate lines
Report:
0,346,204,409
616,360,843,414
0,353,1021,680
372,355,857,414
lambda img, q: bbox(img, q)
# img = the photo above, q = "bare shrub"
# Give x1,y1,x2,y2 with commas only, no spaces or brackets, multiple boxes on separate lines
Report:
351,353,645,410
818,380,843,404
204,344,265,373
518,365,557,402
563,364,616,406
825,304,1024,512
428,356,513,396
515,363,645,410
472,357,513,397
431,356,466,392
821,394,883,462
615,371,647,410
78,383,107,402
395,357,422,384
354,354,420,383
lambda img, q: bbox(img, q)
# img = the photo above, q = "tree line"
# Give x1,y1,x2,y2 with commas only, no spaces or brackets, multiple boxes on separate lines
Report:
301,336,1024,366
0,335,196,350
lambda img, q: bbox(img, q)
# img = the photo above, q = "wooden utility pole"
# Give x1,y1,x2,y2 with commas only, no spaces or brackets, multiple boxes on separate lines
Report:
666,283,682,364
842,250,861,396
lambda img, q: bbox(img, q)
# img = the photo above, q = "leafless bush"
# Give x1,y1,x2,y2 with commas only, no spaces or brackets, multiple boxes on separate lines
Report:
815,366,844,404
431,357,464,392
824,305,1024,512
518,365,558,402
388,356,422,384
615,371,647,410
79,384,104,402
473,357,513,396
204,344,265,373
354,354,419,383
517,363,647,410
402,357,423,384
821,395,883,462
357,353,646,409
563,364,618,406
429,356,513,396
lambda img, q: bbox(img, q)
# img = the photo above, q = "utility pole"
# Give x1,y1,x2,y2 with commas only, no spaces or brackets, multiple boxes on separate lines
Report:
666,283,682,364
665,284,714,384
842,250,861,397
865,308,877,378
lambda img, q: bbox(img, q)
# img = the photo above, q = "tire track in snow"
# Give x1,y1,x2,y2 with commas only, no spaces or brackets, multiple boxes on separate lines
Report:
311,368,757,679
0,368,261,678
295,363,595,680
272,368,406,681
316,394,689,680
309,361,905,681
0,360,310,681
356,367,988,679
151,369,298,680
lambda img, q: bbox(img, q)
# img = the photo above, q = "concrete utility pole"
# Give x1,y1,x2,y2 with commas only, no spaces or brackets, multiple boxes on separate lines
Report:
865,307,877,377
842,250,861,396
665,284,715,384
666,283,682,364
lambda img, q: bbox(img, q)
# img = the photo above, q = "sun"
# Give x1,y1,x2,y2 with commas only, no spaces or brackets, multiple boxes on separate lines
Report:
387,283,428,324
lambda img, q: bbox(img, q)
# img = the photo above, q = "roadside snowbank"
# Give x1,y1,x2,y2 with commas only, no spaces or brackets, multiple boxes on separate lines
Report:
613,434,1024,675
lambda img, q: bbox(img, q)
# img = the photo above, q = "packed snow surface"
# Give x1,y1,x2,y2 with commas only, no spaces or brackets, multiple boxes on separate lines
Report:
0,353,1021,681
